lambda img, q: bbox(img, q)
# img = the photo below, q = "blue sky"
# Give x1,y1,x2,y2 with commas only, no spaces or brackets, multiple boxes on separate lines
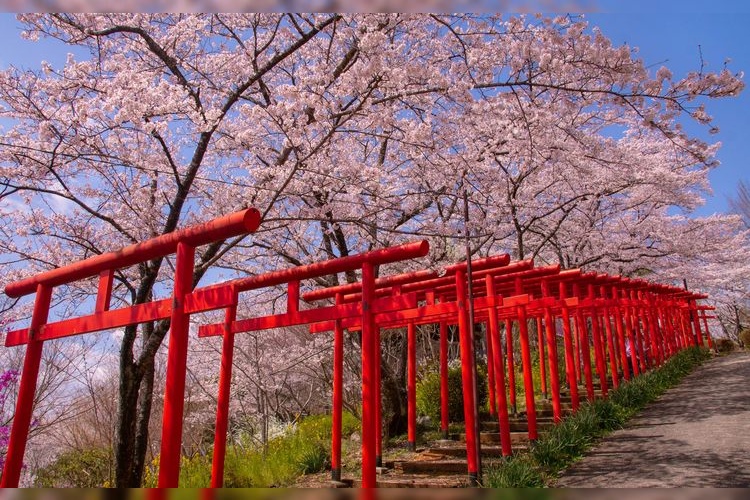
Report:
0,8,747,216
587,1,750,216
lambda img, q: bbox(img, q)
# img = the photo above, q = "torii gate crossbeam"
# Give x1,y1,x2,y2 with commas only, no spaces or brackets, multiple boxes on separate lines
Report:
1,208,262,488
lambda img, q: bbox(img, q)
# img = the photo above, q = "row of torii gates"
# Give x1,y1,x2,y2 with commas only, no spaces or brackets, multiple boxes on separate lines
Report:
0,209,714,488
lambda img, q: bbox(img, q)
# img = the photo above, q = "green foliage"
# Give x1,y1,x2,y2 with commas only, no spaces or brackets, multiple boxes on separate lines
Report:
715,338,736,353
224,434,314,487
296,411,359,442
484,455,543,488
143,411,359,487
298,441,329,474
591,398,629,431
531,408,595,471
224,412,357,487
34,447,113,487
483,347,710,487
177,454,212,488
416,364,488,423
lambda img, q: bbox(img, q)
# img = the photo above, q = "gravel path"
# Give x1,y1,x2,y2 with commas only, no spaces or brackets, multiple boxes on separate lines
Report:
555,351,750,488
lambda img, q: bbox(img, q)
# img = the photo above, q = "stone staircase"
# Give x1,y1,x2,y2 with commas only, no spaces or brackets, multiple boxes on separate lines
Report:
338,416,531,486
328,381,620,488
334,386,609,488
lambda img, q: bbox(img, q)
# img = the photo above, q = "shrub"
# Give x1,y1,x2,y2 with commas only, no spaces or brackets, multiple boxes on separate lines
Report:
715,338,736,354
738,329,750,350
34,447,113,487
296,411,359,442
416,364,488,423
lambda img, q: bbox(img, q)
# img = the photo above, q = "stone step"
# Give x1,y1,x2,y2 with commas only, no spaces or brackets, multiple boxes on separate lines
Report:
522,405,573,418
537,400,574,409
508,415,555,424
351,473,468,488
456,430,533,445
329,478,355,488
578,393,606,401
480,419,555,432
577,383,610,392
425,444,528,458
506,405,572,418
390,459,470,474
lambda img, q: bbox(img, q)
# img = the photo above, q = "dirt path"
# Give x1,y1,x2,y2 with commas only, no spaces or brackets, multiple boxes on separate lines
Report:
555,351,750,487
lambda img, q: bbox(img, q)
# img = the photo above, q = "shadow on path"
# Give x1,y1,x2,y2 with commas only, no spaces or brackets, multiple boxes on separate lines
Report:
555,352,750,488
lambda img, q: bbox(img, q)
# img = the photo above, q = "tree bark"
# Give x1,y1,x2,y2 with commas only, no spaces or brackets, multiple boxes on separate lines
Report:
132,357,155,486
379,333,408,439
114,347,142,487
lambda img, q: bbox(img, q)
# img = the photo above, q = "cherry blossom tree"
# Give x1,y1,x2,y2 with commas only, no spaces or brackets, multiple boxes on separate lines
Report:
179,321,338,455
0,328,104,485
711,180,750,342
0,13,745,485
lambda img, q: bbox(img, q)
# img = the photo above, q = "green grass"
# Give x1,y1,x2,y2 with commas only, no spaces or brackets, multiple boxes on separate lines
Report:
143,411,359,487
483,346,710,487
484,455,544,488
222,433,325,487
224,412,359,487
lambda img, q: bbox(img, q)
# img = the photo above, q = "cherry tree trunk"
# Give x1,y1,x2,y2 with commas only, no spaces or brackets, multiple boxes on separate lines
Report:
114,354,143,487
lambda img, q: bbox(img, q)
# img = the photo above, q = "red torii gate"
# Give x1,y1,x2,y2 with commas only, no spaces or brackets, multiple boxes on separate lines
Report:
306,258,588,480
305,254,531,481
195,240,430,488
551,273,704,399
1,208,262,487
696,305,716,349
304,253,713,486
3,212,714,489
2,208,430,488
